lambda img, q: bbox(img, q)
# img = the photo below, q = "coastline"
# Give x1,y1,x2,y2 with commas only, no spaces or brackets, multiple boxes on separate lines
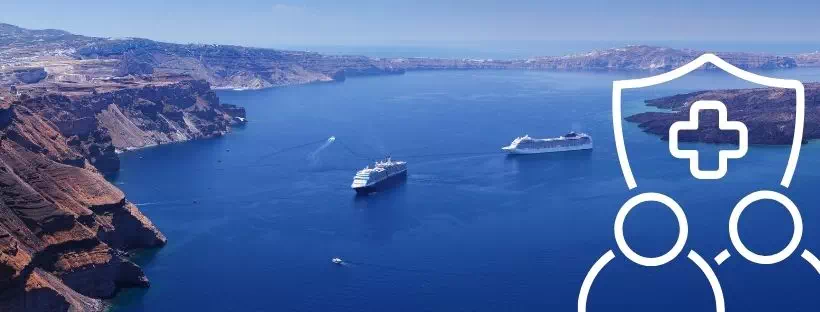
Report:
100,67,820,311
2,21,820,311
626,83,820,145
0,75,242,311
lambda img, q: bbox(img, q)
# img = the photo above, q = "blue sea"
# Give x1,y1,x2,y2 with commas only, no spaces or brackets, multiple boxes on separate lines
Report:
111,66,820,311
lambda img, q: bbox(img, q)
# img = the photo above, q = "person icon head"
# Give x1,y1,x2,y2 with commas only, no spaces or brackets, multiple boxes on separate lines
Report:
578,192,725,312
596,54,809,311
614,193,688,267
716,190,820,274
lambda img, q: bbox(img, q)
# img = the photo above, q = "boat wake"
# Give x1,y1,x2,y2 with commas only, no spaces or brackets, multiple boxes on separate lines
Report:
308,136,336,161
338,260,501,278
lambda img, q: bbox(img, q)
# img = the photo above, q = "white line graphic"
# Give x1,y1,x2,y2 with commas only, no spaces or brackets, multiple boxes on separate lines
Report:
801,250,820,274
612,53,805,189
668,100,748,180
578,250,725,311
578,250,615,312
714,250,731,265
614,192,687,267
689,251,726,312
597,53,808,311
729,190,802,265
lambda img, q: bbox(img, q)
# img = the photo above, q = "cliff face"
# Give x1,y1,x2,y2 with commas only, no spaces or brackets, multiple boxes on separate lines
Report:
0,23,249,311
12,77,246,173
0,81,245,311
0,92,168,311
528,46,797,71
0,78,244,310
94,80,241,152
0,21,814,311
626,83,820,145
389,45,797,72
76,43,796,89
797,52,820,67
0,23,803,92
77,40,407,90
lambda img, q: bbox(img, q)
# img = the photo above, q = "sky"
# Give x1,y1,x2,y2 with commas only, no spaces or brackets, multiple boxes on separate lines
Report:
3,0,820,48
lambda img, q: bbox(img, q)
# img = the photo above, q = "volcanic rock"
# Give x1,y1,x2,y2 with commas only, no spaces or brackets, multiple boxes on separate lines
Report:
626,83,820,145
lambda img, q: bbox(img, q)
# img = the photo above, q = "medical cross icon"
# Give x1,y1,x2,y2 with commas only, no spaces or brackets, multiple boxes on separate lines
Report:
583,53,810,312
668,100,748,180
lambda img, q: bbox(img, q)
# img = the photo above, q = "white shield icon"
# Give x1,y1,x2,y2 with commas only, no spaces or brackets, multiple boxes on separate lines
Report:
579,54,808,312
612,53,805,188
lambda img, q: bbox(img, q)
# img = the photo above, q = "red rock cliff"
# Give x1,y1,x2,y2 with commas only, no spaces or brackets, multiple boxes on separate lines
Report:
0,77,242,311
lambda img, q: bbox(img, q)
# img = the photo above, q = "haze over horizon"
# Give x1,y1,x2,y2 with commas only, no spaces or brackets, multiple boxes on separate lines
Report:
3,0,820,49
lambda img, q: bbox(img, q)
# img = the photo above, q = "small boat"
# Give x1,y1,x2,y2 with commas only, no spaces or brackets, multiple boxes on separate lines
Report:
332,258,343,265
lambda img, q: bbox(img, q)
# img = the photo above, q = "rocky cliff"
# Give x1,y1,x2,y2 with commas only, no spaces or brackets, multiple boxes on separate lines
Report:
626,83,820,145
0,89,170,311
75,43,797,89
13,76,245,171
75,39,407,90
0,65,245,312
796,52,820,67
389,45,797,72
0,21,816,311
0,23,805,91
531,46,797,71
0,23,252,311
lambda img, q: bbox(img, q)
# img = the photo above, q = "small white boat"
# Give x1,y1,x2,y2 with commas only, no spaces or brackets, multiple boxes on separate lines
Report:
332,258,343,265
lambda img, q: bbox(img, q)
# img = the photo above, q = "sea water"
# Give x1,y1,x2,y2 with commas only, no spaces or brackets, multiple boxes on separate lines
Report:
111,68,820,311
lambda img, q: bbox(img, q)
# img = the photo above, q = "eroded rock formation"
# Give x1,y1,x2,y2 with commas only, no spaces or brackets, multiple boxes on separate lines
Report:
0,92,168,311
0,22,252,311
0,21,816,311
626,83,820,145
0,23,805,92
0,74,245,310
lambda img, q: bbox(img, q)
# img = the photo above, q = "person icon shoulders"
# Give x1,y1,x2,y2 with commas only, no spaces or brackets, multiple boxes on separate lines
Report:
591,52,811,311
578,192,725,312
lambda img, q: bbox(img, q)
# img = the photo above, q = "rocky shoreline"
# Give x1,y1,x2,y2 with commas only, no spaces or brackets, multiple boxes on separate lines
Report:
0,27,251,310
77,44,801,91
626,83,820,145
0,73,249,310
2,21,820,311
2,23,816,92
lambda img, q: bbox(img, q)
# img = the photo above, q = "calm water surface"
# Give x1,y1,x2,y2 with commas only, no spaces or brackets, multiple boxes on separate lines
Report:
112,68,820,311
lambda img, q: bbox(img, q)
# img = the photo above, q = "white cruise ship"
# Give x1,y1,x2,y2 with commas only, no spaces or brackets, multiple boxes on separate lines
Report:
351,157,407,194
502,132,593,154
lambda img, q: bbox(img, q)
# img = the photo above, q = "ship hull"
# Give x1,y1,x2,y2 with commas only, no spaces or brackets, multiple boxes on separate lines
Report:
503,143,593,154
353,170,408,194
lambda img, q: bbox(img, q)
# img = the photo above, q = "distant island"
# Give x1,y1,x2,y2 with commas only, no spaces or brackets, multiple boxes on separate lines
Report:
1,23,814,91
1,21,819,311
627,84,818,145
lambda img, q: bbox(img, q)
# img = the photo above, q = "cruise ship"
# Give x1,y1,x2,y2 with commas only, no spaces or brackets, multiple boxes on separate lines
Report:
351,157,407,194
502,132,593,154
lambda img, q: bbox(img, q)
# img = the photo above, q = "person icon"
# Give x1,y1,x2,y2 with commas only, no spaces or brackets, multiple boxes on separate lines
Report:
583,52,812,310
577,53,801,311
577,192,725,312
713,190,820,273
